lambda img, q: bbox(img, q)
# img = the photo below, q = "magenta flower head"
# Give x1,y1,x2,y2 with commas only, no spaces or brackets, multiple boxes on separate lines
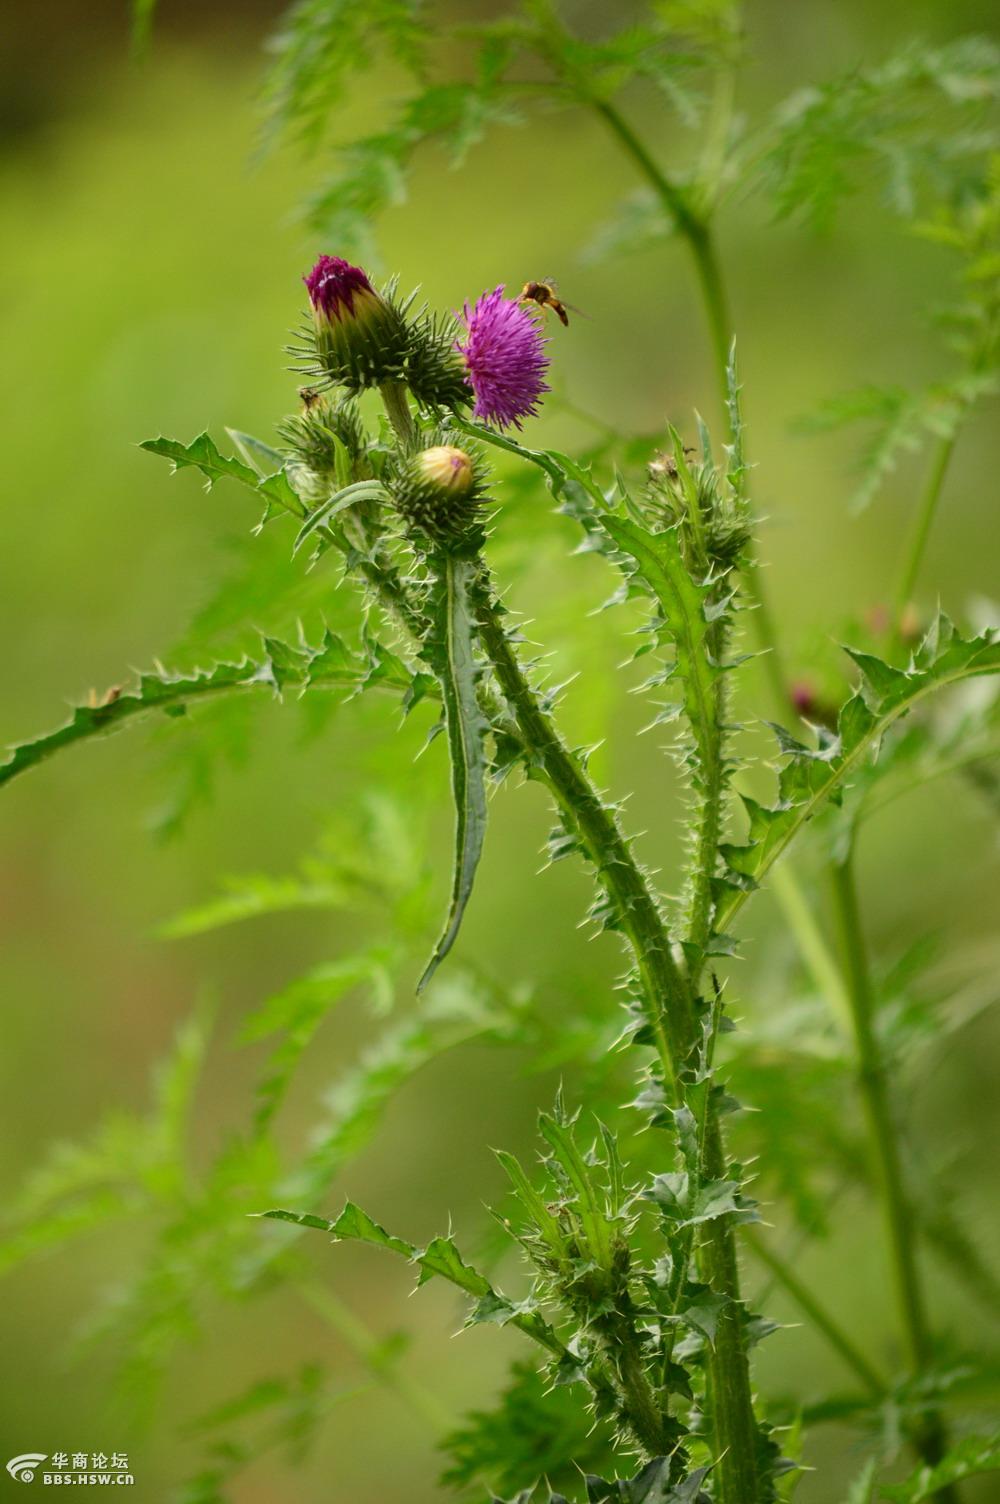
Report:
456,287,550,430
301,254,408,391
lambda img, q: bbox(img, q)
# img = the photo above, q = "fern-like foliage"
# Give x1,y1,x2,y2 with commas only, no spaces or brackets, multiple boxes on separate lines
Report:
759,37,1000,231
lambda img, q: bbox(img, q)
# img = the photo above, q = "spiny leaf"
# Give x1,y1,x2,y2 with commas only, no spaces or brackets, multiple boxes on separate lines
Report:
600,516,719,777
255,1201,566,1356
141,432,304,518
646,1171,758,1230
0,632,428,793
600,512,730,959
716,616,1000,935
418,556,490,990
584,1459,712,1502
453,417,610,535
880,1435,1000,1501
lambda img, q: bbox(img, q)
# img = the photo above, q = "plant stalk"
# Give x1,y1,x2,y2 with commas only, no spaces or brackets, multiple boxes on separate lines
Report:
588,99,786,711
474,590,693,1074
745,1228,886,1396
894,432,956,624
829,848,957,1495
476,589,761,1503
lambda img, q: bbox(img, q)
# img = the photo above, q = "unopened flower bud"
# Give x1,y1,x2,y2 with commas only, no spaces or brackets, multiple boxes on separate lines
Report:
393,444,487,550
301,255,409,391
278,390,366,504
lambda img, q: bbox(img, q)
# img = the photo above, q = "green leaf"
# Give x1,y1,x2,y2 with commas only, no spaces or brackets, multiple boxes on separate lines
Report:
761,38,1000,231
600,516,719,776
277,974,517,1212
844,1459,878,1504
716,616,1000,936
599,512,730,959
452,417,609,530
880,1435,1000,1501
255,1202,566,1357
1,632,427,794
418,556,490,990
225,427,286,477
647,1172,756,1230
292,480,390,554
141,432,304,518
677,1286,729,1346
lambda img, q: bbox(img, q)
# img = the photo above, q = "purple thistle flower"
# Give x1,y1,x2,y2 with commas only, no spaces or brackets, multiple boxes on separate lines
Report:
456,286,550,430
304,255,381,323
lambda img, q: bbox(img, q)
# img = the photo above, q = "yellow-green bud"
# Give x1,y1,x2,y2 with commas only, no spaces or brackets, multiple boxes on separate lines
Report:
393,444,486,551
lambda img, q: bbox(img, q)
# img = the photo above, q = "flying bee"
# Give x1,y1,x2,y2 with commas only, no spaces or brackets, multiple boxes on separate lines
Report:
519,278,585,327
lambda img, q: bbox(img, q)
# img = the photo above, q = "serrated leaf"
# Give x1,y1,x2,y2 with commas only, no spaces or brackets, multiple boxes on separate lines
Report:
717,616,1000,935
677,1287,729,1346
418,556,490,990
141,432,304,518
646,1171,756,1229
1,632,429,793
255,1201,565,1356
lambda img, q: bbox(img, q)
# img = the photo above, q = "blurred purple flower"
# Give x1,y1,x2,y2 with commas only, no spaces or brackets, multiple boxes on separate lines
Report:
456,286,550,430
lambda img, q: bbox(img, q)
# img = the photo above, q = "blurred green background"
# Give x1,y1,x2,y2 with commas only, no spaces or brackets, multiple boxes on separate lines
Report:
1,1,998,1499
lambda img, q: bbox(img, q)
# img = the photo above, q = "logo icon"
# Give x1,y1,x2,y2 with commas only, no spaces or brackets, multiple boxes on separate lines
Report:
6,1455,47,1483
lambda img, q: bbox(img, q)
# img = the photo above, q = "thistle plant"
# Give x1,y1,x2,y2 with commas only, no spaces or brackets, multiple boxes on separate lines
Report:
3,4,1000,1503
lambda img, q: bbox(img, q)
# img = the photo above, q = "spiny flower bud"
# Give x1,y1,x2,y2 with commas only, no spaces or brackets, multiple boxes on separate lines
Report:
392,444,487,551
277,390,366,505
301,255,409,392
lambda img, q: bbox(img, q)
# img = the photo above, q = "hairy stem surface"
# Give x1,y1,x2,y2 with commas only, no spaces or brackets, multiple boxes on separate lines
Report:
476,588,760,1502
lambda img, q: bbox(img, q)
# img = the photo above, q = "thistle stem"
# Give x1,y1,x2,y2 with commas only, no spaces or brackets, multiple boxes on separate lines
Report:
698,1112,765,1504
745,1228,886,1396
378,379,417,450
829,848,957,1495
474,589,693,1073
894,432,956,625
769,862,852,1036
476,588,760,1502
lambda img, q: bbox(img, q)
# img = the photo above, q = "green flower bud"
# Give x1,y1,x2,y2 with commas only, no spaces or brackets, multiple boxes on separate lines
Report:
392,444,487,551
278,389,367,505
